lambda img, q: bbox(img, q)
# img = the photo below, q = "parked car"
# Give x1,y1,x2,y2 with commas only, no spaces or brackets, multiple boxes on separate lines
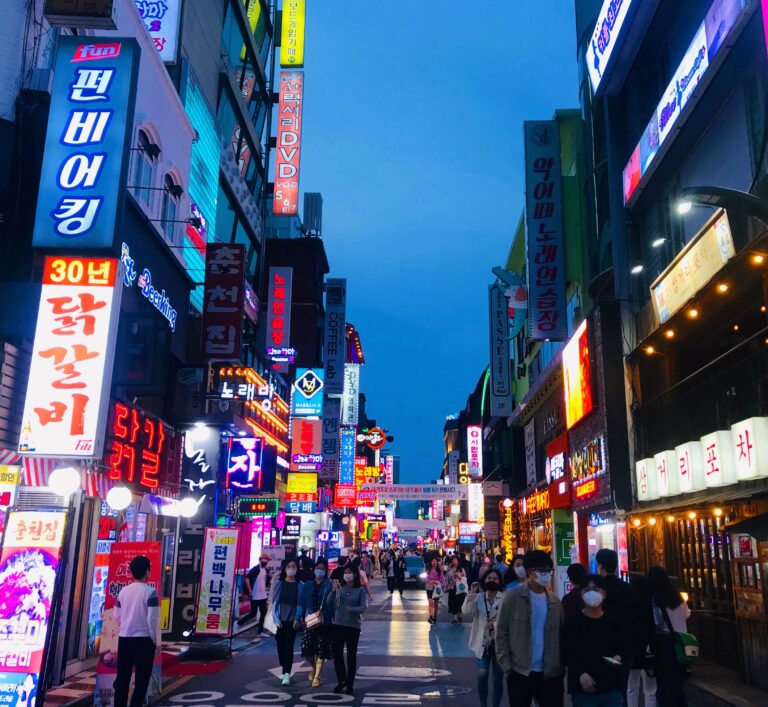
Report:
404,555,426,588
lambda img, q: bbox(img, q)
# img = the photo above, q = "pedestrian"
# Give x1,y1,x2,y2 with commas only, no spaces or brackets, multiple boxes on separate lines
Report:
425,557,444,624
237,551,272,632
627,574,657,707
561,563,588,620
503,555,528,591
563,574,627,706
495,549,564,707
113,555,160,707
463,569,505,707
647,566,690,707
330,555,348,582
446,555,468,624
394,551,406,596
596,549,637,703
360,551,373,579
298,558,334,688
495,553,509,575
382,552,394,593
470,555,483,585
328,564,368,695
271,559,303,686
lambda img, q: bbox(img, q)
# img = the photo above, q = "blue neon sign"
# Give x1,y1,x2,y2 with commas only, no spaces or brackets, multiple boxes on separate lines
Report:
339,427,356,485
121,243,178,330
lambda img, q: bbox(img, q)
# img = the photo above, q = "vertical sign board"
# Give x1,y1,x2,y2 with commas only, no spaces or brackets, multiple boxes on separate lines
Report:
133,0,182,62
324,279,347,395
265,267,294,367
19,257,122,458
525,420,537,487
201,244,245,360
339,427,356,484
290,419,323,472
467,425,483,478
320,396,342,484
0,511,67,704
194,527,240,636
280,0,306,67
489,284,513,416
33,37,139,250
586,0,636,94
292,368,325,416
524,121,567,341
273,72,304,216
342,364,361,425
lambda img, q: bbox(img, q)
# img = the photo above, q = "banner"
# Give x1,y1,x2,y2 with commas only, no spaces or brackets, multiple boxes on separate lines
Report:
394,518,444,531
320,396,341,483
194,527,240,636
280,0,306,67
0,510,67,705
201,243,245,360
265,267,294,367
359,483,469,501
323,279,347,395
342,364,360,425
273,72,304,215
489,283,513,416
95,541,161,707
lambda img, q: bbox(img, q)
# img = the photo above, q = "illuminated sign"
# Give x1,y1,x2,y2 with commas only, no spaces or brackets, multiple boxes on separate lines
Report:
334,484,356,508
467,482,483,522
195,527,239,635
385,455,395,485
358,427,386,450
286,471,318,502
290,418,323,471
623,0,747,204
238,497,280,519
525,120,567,341
339,427,356,484
575,480,596,498
354,461,377,491
546,433,571,509
521,487,550,516
286,501,316,514
134,0,182,62
563,319,593,429
33,37,138,249
120,242,177,330
0,466,21,535
283,514,302,540
0,510,67,701
226,437,277,493
459,522,483,535
292,368,324,416
105,401,180,493
320,396,341,483
201,243,245,360
499,501,515,558
570,436,606,502
19,256,121,458
489,284,513,416
342,364,361,425
324,279,347,395
360,483,469,501
586,0,635,93
316,530,341,543
467,425,483,478
273,72,304,216
265,267,293,365
280,0,306,67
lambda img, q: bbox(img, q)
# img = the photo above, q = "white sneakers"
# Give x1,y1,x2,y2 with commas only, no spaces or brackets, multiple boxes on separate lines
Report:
281,673,290,686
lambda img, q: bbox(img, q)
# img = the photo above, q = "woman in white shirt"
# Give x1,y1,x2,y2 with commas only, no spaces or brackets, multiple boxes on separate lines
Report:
648,566,692,707
462,568,505,707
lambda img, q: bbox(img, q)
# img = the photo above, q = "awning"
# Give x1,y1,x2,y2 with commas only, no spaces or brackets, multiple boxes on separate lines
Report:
723,512,768,540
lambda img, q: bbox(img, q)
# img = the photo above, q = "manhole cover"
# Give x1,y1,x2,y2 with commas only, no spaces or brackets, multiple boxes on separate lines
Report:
411,684,472,698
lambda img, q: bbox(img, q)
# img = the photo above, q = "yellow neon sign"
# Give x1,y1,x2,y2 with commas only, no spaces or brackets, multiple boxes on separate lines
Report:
280,0,305,68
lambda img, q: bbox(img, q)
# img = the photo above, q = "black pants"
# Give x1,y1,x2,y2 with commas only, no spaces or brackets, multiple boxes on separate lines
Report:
655,634,688,707
506,669,564,707
239,598,267,630
333,625,361,688
114,636,155,707
387,576,395,592
275,624,297,674
395,575,404,594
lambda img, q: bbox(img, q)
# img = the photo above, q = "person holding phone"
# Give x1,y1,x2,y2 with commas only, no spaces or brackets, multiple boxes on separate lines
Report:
562,574,627,706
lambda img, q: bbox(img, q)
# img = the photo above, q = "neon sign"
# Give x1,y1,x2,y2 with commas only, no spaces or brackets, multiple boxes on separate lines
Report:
238,497,279,519
570,436,606,501
575,480,597,498
563,319,593,429
121,243,177,330
226,436,277,494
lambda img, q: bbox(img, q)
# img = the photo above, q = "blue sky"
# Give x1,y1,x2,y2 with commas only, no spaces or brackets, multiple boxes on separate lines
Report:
300,2,580,482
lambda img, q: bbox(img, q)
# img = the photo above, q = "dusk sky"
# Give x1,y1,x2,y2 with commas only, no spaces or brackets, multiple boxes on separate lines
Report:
300,2,580,483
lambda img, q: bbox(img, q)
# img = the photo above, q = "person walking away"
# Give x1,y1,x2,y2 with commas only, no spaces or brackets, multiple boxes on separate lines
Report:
271,559,303,686
495,549,564,707
463,569,505,707
360,551,373,579
328,565,368,695
298,558,334,688
382,552,396,593
113,555,160,707
238,552,272,632
495,554,509,575
330,555,348,582
627,574,657,707
647,566,690,707
394,552,407,596
503,555,528,591
425,557,444,624
563,574,627,706
470,555,483,585
446,556,468,624
298,549,315,582
561,563,588,620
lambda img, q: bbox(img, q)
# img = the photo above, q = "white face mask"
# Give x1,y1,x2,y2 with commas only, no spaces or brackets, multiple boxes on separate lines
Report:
343,573,354,583
285,567,297,577
583,590,603,608
534,571,552,587
514,565,527,579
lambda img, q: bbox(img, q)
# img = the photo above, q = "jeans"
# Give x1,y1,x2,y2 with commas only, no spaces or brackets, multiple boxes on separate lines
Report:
627,668,657,707
275,624,297,674
114,636,155,707
477,651,504,707
238,598,267,630
571,692,624,707
506,670,563,707
332,625,361,688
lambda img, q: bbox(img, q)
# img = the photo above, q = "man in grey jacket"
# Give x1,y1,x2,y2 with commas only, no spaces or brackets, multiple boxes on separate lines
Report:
495,550,564,707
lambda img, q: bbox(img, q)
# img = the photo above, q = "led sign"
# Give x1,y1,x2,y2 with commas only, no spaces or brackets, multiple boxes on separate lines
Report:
586,0,635,93
290,418,323,471
521,488,550,516
339,428,356,484
292,368,324,416
570,436,606,501
121,243,177,330
563,320,593,429
334,484,357,508
238,497,279,519
226,436,277,494
265,267,293,364
467,425,483,478
286,471,318,502
280,0,306,67
358,427,386,450
273,72,304,215
316,530,340,543
134,0,182,62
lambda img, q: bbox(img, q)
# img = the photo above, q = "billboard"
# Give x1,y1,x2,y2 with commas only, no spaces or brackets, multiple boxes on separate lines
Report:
280,0,306,67
265,267,294,365
563,319,593,430
489,284,513,416
524,121,567,341
467,425,483,478
194,527,240,636
360,483,469,501
320,396,341,483
19,256,122,458
273,72,304,215
292,368,325,416
286,471,318,502
342,364,360,425
134,0,182,62
201,244,245,359
323,279,347,395
226,437,277,494
334,483,357,508
290,418,323,472
33,37,139,250
586,0,636,93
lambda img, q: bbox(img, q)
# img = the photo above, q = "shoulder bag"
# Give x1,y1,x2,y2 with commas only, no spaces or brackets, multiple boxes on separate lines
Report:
304,583,330,630
661,605,699,666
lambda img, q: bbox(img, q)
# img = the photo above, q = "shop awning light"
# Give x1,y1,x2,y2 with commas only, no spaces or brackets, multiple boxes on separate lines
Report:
677,200,693,215
687,511,697,520
107,485,132,511
630,264,644,275
644,346,655,355
714,507,723,517
686,308,699,319
651,238,666,248
632,518,641,527
664,329,675,339
753,254,766,265
716,282,729,293
648,517,657,526
666,515,676,523
48,465,81,497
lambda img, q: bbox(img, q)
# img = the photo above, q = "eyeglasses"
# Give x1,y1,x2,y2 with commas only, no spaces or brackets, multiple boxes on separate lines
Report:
532,568,552,574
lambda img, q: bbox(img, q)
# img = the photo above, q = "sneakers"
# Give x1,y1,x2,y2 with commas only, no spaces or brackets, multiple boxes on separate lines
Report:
281,673,290,686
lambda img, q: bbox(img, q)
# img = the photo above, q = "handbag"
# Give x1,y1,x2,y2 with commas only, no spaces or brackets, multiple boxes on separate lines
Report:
456,579,468,595
263,600,278,634
661,605,699,665
304,583,330,630
432,583,443,599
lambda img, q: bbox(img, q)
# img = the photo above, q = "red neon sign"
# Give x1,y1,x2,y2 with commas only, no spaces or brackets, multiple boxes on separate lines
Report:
574,479,596,498
272,72,304,215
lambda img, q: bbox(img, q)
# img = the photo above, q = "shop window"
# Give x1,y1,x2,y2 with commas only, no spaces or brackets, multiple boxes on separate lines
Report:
161,174,181,243
131,129,159,208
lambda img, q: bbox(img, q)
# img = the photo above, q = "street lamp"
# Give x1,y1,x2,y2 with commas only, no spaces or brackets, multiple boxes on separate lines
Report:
675,186,768,225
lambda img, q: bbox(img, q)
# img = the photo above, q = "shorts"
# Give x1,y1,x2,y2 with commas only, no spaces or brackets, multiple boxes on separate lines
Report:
426,590,434,600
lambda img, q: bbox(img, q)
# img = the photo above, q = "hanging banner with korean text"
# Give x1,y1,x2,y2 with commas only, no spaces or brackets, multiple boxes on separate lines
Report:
33,37,139,250
280,0,306,67
0,510,67,705
339,426,356,484
323,279,347,395
265,267,294,367
320,396,341,483
19,256,122,458
342,364,360,425
359,483,469,501
194,527,240,636
290,419,323,472
273,72,304,215
133,0,182,63
201,243,245,360
489,284,513,416
524,120,567,341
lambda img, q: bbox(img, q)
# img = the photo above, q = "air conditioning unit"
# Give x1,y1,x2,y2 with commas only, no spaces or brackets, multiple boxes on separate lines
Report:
15,486,69,510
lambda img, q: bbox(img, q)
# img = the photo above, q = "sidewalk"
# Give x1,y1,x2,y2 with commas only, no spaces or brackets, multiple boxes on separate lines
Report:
687,659,768,707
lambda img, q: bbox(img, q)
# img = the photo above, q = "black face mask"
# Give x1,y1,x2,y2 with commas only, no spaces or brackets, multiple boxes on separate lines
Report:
260,560,268,566
484,582,500,591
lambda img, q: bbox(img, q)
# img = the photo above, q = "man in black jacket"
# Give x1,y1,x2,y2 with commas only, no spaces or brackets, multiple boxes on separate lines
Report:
393,552,406,596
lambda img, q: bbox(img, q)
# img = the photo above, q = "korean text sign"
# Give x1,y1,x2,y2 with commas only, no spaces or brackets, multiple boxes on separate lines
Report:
273,72,304,216
33,37,139,250
265,267,293,359
339,426,356,484
195,528,240,636
323,279,347,394
133,0,182,62
0,511,67,703
226,437,277,493
320,396,341,483
280,0,306,67
562,319,593,429
489,284,512,416
524,121,567,341
290,419,323,472
201,243,245,360
19,256,122,458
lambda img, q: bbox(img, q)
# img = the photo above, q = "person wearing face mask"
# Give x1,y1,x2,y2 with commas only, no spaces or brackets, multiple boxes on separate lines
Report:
271,559,303,686
447,556,468,624
561,563,588,620
563,574,627,706
238,553,272,633
327,565,368,695
495,550,564,707
298,558,334,688
463,569,505,707
503,555,528,591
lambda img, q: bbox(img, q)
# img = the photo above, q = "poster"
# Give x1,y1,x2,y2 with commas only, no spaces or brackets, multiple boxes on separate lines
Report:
0,510,67,707
94,542,162,707
194,528,240,636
